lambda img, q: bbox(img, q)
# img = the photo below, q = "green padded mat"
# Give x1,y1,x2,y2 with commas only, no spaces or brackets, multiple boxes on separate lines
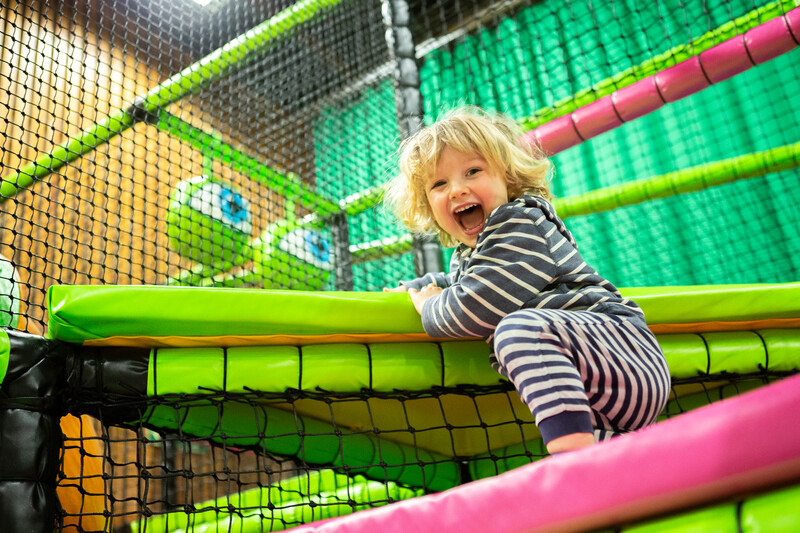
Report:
45,283,800,344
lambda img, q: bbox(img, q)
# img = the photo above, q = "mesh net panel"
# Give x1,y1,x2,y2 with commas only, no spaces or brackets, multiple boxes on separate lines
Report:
1,0,799,530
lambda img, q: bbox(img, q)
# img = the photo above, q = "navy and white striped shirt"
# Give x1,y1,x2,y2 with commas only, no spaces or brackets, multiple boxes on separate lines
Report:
403,195,647,345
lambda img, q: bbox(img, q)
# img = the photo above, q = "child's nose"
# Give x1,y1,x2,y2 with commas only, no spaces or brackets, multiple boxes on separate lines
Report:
449,179,468,198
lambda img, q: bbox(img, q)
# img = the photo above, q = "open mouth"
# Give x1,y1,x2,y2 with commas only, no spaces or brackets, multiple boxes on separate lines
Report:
454,203,485,232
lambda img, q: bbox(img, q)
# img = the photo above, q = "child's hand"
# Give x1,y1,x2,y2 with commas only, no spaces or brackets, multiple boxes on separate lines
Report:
383,285,408,292
408,283,442,315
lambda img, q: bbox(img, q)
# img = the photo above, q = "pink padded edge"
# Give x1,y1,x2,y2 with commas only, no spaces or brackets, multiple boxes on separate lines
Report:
655,56,709,103
572,96,622,140
527,6,800,155
288,374,800,533
745,14,797,64
611,77,664,122
788,8,800,41
524,115,581,155
699,36,751,84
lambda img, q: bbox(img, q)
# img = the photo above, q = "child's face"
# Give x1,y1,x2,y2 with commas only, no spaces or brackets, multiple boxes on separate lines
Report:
426,146,509,248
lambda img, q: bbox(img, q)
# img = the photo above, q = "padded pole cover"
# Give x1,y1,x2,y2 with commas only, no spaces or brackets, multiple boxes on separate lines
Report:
0,330,70,533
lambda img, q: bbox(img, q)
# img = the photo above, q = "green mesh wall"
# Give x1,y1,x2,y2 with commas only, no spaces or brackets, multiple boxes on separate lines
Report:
308,0,800,290
558,54,800,286
412,0,800,287
313,80,415,290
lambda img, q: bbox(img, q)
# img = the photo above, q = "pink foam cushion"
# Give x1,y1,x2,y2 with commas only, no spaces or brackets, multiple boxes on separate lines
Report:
611,77,664,122
655,57,709,103
288,374,800,533
526,115,582,155
571,96,622,140
699,36,752,84
787,8,800,41
745,13,798,64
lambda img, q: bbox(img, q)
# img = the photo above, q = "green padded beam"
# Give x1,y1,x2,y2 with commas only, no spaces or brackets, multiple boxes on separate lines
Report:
555,141,800,219
137,330,800,397
45,283,800,344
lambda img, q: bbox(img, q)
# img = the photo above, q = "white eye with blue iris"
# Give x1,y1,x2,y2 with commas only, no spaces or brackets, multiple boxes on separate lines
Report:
187,181,253,234
278,229,332,269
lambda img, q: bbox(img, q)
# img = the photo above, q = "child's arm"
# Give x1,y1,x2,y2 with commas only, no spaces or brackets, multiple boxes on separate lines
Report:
418,207,555,338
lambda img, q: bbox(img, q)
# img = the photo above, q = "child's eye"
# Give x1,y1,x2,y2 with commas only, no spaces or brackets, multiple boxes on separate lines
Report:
466,167,482,176
430,180,446,189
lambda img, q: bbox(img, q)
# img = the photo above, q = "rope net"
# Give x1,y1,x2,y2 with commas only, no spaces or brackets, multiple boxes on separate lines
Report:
58,362,791,531
0,0,798,530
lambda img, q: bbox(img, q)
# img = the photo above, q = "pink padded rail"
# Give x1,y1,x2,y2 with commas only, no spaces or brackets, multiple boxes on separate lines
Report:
288,373,800,533
525,7,800,155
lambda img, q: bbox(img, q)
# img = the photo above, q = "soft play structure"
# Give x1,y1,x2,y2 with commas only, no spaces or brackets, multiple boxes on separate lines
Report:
1,0,799,531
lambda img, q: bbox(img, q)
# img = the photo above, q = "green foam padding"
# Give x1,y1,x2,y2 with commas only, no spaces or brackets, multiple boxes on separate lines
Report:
45,283,800,345
621,283,800,326
442,340,502,387
146,341,489,395
369,342,444,390
46,285,424,343
301,343,371,391
656,333,710,378
0,329,9,388
131,469,425,533
740,483,800,532
624,503,739,532
141,400,460,492
620,482,800,532
140,330,800,397
469,438,549,481
760,329,800,372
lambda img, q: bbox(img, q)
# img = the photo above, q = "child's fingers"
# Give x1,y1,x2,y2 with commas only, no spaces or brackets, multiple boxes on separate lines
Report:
383,285,408,292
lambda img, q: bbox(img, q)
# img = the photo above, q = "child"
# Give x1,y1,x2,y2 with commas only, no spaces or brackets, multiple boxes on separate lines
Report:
383,107,670,454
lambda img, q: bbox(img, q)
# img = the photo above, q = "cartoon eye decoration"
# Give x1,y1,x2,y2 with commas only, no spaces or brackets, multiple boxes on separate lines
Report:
277,228,332,269
186,180,253,234
166,176,253,264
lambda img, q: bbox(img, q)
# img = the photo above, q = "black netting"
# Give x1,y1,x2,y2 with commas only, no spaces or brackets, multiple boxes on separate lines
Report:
2,0,799,531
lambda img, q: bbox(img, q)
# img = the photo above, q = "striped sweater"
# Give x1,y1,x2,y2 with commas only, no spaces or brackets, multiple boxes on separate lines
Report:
402,195,647,344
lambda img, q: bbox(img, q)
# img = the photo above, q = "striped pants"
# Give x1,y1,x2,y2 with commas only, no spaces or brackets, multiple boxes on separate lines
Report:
492,309,671,444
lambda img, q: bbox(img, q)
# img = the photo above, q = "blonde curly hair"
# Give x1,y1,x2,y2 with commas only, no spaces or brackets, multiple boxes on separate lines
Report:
383,107,552,247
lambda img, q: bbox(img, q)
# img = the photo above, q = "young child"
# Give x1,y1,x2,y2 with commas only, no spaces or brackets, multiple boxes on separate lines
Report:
383,107,670,454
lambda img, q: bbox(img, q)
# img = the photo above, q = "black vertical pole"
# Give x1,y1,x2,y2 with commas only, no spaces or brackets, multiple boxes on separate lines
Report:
383,0,445,276
331,212,355,290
